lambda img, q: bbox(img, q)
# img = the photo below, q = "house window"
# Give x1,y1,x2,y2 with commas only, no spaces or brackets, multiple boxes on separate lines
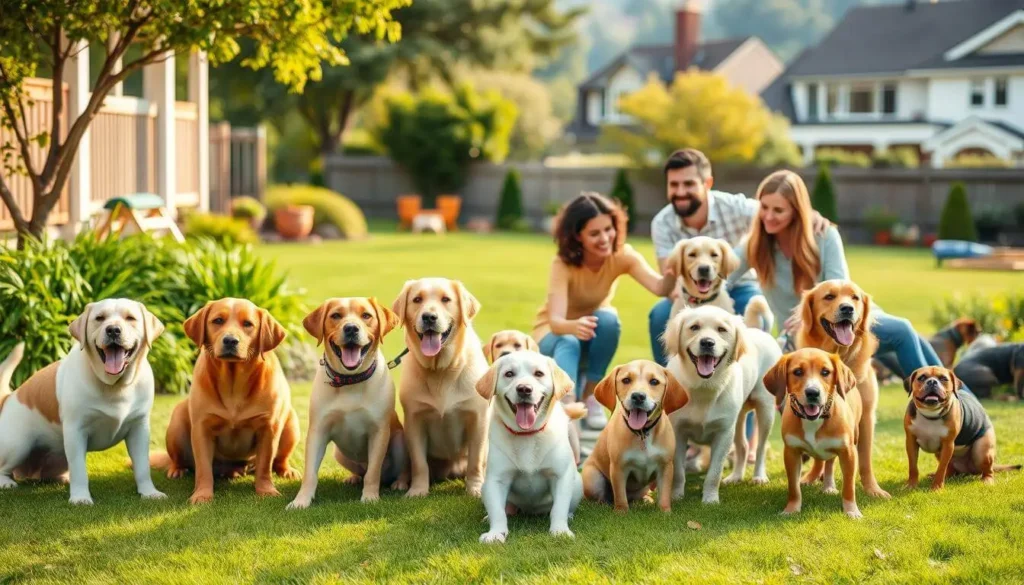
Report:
995,77,1008,106
849,84,874,114
882,84,897,114
826,85,839,116
807,83,819,120
970,80,985,106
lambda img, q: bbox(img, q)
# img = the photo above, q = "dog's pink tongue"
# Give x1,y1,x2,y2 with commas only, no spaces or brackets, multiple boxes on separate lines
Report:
697,355,716,377
341,345,363,369
515,403,537,430
421,333,442,357
627,408,648,431
104,346,126,375
697,280,712,293
804,404,821,418
835,322,855,346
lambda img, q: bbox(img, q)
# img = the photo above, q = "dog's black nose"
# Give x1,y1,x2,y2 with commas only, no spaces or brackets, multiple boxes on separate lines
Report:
630,392,647,404
422,313,437,325
343,323,359,336
516,384,532,396
222,336,239,349
805,388,821,403
925,378,939,388
700,337,715,350
838,303,855,317
697,265,711,278
105,325,122,338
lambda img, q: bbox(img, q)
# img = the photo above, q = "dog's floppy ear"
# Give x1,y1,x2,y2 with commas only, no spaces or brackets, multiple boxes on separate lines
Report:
257,308,287,356
549,357,575,401
483,334,497,363
762,355,789,409
663,311,683,360
183,302,211,348
903,366,923,395
391,281,414,327
371,297,400,339
732,318,749,362
949,369,964,393
856,287,873,337
833,354,858,399
671,242,686,284
720,239,740,276
475,360,499,401
302,300,330,346
453,280,481,322
139,302,165,348
799,289,816,338
68,302,95,348
662,368,689,414
593,366,619,412
525,335,539,352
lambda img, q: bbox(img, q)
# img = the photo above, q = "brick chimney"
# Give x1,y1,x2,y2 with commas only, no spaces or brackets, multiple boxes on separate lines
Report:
675,0,702,71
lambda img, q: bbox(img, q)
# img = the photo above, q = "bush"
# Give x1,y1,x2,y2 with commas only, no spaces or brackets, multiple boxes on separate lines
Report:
0,233,310,393
945,153,1015,169
814,147,871,169
864,206,898,237
872,147,919,169
185,213,259,246
938,182,978,242
973,208,1012,243
265,185,368,240
230,196,267,223
932,292,1024,343
610,168,636,233
810,165,838,223
495,169,524,230
1015,202,1024,229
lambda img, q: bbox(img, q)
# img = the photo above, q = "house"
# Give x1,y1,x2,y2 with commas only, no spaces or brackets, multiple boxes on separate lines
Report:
761,0,1024,167
564,0,784,147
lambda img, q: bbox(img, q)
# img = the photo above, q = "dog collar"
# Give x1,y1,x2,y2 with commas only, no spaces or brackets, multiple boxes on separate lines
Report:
789,392,834,420
621,405,662,448
942,326,964,348
321,356,378,387
387,348,409,369
501,421,548,436
680,286,720,306
911,398,953,421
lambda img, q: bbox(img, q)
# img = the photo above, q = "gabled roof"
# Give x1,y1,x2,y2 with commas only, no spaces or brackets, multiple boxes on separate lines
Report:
578,38,750,90
784,0,1024,78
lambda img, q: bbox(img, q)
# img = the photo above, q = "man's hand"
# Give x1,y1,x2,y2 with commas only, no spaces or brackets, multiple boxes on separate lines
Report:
783,315,801,335
811,211,830,235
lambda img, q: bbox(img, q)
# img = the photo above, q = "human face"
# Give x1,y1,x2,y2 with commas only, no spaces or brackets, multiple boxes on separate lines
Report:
666,165,708,218
578,214,616,259
759,192,795,235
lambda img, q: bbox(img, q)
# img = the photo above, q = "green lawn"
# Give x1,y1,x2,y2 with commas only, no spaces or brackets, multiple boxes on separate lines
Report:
2,232,1024,584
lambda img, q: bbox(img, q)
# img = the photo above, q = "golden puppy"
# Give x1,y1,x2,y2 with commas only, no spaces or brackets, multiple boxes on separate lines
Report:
393,278,491,498
764,349,864,518
904,366,1020,490
582,360,689,513
667,236,740,317
795,279,890,499
484,330,539,363
288,297,407,508
154,298,300,504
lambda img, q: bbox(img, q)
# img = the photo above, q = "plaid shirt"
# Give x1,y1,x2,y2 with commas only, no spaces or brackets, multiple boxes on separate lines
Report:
651,189,758,283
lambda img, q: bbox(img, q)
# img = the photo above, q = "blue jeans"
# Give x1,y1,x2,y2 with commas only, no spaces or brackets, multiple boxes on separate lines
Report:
869,312,974,395
538,309,621,399
648,281,763,367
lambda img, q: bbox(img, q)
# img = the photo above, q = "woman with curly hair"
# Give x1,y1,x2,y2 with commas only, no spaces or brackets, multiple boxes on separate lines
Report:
532,192,677,431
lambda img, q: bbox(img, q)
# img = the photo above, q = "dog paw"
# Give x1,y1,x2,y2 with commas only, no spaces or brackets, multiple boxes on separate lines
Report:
0,477,18,489
287,497,312,510
614,505,629,514
167,467,187,480
702,493,720,505
751,475,770,486
781,505,801,515
843,503,863,519
343,474,364,486
405,485,429,498
865,485,891,499
929,483,945,492
275,467,301,480
822,486,839,495
256,485,282,498
550,527,575,538
982,476,995,486
905,480,919,490
189,491,213,505
141,490,167,500
480,531,507,544
360,491,380,503
671,488,686,501
390,478,410,491
465,484,482,498
69,494,94,506
722,473,743,485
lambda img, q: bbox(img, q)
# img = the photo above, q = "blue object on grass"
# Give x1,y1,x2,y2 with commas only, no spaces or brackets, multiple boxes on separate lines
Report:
931,239,993,261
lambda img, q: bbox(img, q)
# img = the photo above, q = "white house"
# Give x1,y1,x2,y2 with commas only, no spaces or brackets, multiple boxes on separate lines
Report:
565,0,784,147
761,0,1024,167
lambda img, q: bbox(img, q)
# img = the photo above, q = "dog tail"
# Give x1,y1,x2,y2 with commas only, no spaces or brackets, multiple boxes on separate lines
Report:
993,463,1023,473
0,342,25,395
563,402,587,420
743,296,774,333
149,451,172,470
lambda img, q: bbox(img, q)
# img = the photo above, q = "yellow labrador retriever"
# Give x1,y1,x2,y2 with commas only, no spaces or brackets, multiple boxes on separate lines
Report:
393,278,491,497
668,236,740,318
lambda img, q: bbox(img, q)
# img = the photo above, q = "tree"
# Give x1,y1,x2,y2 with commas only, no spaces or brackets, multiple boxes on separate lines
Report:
610,168,635,233
371,83,517,206
755,112,803,168
460,69,562,161
600,70,772,166
938,182,978,242
0,0,406,246
496,169,524,230
811,165,838,223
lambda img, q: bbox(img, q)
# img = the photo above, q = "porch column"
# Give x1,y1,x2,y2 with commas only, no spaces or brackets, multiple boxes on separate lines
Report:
108,32,123,97
62,38,91,238
189,50,210,212
143,51,176,215
801,142,816,165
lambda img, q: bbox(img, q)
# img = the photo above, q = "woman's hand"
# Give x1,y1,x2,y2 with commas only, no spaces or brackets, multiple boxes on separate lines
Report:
783,314,801,335
573,316,598,341
661,265,678,297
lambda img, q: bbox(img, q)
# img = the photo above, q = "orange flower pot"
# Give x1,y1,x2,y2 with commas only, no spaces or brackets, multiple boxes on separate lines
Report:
397,195,422,229
274,205,314,239
436,195,462,230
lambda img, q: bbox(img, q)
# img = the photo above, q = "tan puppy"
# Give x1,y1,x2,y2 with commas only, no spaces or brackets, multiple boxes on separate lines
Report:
582,360,689,513
667,236,739,317
796,279,890,499
764,349,864,518
154,298,300,504
288,297,407,508
393,278,491,497
483,330,539,363
904,366,1020,490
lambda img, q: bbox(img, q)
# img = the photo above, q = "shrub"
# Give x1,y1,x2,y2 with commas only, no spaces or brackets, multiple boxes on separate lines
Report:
932,292,1024,343
230,196,267,223
1015,202,1024,229
864,206,898,237
813,147,871,169
973,208,1012,243
810,165,838,223
945,153,1015,169
610,168,635,233
937,182,978,242
265,185,368,240
496,169,524,230
872,147,919,169
185,213,259,246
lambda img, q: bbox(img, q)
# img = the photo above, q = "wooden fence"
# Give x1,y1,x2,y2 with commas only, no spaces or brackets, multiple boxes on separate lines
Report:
209,122,266,213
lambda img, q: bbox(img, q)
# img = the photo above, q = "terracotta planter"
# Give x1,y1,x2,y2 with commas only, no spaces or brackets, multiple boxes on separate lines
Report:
923,234,938,248
274,205,314,239
873,231,891,246
397,195,422,229
436,195,462,230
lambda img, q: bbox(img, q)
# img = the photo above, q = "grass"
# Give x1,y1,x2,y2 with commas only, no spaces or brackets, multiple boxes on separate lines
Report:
2,232,1024,584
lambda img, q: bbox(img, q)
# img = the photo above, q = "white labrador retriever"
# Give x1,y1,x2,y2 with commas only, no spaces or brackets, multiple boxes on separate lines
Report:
664,304,781,504
0,298,166,504
475,351,583,543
